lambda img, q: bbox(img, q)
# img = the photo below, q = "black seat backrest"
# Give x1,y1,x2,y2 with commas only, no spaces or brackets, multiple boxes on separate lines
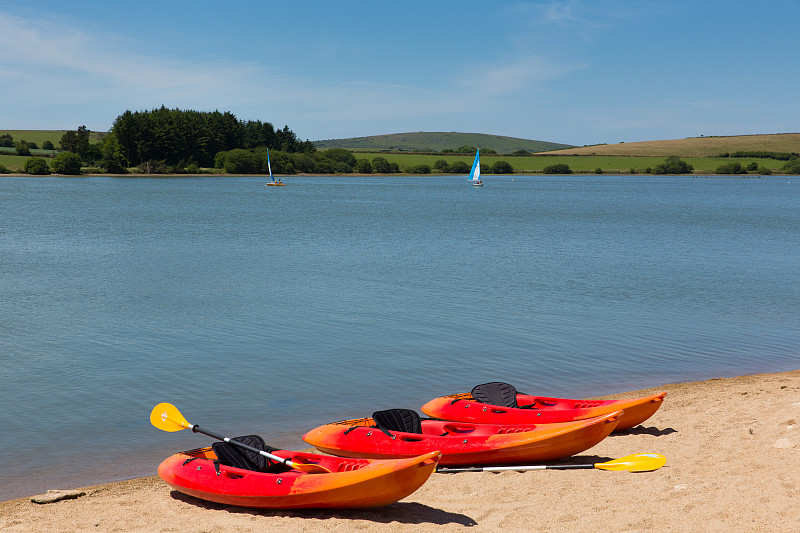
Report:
212,434,280,471
471,382,519,408
372,409,422,434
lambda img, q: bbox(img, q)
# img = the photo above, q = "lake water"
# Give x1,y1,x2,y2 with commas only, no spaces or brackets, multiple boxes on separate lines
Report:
1,174,798,500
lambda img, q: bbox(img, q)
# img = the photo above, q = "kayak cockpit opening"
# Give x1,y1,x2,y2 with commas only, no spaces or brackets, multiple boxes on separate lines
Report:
212,435,293,474
372,408,423,435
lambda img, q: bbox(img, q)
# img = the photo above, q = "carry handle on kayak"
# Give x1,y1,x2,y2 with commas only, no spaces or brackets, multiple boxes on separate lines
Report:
150,403,331,474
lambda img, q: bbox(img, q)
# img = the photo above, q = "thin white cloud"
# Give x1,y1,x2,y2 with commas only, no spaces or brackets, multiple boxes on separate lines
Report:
0,12,282,119
266,54,586,140
541,1,584,25
2,10,582,138
507,0,653,48
507,0,602,33
0,7,610,140
455,56,585,98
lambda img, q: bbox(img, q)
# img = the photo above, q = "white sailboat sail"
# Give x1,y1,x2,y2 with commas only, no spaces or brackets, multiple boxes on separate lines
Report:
469,150,482,186
267,149,273,182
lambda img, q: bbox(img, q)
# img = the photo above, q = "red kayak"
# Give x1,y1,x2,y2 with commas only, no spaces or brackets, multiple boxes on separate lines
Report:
303,408,620,466
157,436,440,509
420,382,666,431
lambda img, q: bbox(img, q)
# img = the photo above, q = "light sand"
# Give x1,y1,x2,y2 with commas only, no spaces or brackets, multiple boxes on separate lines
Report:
2,370,799,532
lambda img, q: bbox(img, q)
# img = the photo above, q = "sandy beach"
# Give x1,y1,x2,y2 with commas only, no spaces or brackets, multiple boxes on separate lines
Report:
2,370,798,532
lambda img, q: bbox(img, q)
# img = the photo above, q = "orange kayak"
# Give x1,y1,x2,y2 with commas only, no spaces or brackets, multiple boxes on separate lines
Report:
420,382,665,431
303,408,620,466
157,445,440,509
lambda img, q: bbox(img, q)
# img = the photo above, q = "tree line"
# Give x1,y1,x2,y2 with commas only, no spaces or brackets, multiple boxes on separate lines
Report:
7,107,316,175
215,148,403,174
718,150,799,161
112,106,314,169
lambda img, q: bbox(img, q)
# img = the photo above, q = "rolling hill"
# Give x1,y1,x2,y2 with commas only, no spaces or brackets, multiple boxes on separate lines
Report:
313,132,573,153
539,133,800,158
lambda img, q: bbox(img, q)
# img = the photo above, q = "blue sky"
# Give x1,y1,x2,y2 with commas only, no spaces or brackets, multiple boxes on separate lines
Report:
1,1,798,145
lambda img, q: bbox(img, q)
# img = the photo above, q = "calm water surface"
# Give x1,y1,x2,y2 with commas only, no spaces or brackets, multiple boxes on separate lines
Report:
1,174,798,500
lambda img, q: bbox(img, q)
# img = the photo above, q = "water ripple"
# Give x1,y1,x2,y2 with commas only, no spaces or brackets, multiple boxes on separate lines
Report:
1,175,798,500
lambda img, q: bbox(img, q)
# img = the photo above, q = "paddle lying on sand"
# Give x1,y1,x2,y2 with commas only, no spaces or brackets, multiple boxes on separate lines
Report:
150,402,331,474
436,453,666,473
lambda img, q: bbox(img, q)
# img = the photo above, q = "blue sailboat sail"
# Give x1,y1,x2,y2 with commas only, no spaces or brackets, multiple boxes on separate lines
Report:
468,150,482,186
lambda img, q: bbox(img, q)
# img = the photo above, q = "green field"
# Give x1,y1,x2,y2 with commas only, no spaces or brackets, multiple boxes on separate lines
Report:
0,129,107,147
0,153,33,171
0,147,58,156
355,152,787,174
1,130,64,147
0,149,59,172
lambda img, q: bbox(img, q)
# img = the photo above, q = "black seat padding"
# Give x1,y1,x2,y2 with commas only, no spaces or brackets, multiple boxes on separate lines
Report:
471,382,519,408
212,434,292,473
372,408,423,434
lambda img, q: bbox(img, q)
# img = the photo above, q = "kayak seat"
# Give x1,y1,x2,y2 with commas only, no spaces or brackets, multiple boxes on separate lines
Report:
471,382,519,408
373,409,423,435
212,435,293,473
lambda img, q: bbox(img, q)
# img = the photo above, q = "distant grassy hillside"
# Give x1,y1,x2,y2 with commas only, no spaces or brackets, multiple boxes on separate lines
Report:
314,132,573,153
540,133,800,158
0,129,107,147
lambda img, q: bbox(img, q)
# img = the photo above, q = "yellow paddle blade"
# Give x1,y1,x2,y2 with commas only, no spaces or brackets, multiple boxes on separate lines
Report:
150,402,191,432
595,453,666,472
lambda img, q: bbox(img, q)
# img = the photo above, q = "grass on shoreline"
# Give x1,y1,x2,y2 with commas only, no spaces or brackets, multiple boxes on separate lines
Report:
1,151,794,175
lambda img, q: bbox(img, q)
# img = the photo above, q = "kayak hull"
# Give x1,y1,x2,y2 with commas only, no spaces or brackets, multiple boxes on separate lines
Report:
157,447,440,509
421,392,666,431
303,411,620,466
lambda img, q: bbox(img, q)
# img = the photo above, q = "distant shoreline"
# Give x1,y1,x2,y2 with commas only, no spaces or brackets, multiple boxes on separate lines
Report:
2,172,794,179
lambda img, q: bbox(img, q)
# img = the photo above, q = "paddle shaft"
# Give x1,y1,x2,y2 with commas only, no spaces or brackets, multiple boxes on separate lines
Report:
188,423,295,468
438,464,594,473
437,453,665,473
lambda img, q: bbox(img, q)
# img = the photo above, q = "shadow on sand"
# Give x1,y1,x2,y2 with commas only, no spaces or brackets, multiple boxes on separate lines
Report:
612,425,677,437
170,491,478,526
